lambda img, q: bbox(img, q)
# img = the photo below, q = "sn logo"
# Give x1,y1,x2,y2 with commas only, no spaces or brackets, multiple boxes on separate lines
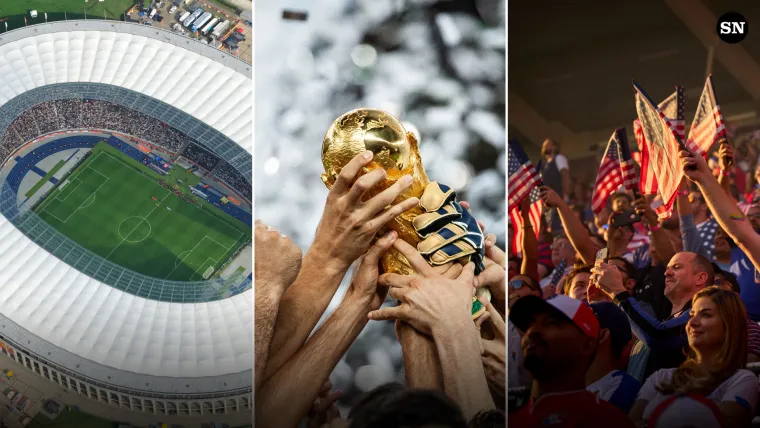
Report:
720,21,745,34
717,12,748,43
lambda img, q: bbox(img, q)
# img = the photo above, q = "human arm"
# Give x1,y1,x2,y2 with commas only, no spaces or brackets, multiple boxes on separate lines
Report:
680,149,760,272
519,198,539,282
305,381,342,428
635,196,675,263
254,221,303,394
368,240,495,420
264,152,419,379
256,232,397,428
539,186,599,263
478,300,506,407
679,212,710,258
593,263,688,348
676,175,710,257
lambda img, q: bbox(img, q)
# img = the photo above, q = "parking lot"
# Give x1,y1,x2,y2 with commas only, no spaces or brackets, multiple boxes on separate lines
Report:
127,0,252,65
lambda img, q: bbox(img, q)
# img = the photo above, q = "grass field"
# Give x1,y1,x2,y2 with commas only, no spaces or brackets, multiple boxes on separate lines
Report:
0,0,135,30
34,143,250,281
30,408,114,428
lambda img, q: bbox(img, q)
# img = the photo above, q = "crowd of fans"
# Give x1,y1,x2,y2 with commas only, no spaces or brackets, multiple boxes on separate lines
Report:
213,162,252,201
255,151,506,428
508,137,760,427
0,100,187,156
0,100,252,201
183,143,220,172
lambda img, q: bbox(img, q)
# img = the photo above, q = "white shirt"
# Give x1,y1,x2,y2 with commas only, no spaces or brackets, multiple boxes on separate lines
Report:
637,368,759,420
554,153,569,171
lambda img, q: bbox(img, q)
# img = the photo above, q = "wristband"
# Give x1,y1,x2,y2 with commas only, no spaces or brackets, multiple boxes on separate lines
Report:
649,223,661,232
677,190,689,196
719,169,731,177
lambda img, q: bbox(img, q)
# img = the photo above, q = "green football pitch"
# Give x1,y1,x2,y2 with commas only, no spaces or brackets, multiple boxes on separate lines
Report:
34,143,251,281
0,0,135,30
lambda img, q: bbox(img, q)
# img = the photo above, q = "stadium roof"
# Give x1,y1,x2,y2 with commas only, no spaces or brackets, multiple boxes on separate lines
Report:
0,22,252,393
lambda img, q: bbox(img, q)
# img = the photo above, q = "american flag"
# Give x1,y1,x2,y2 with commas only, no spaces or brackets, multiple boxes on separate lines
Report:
635,90,684,196
508,139,542,209
508,139,543,257
686,75,726,156
616,128,637,192
698,219,720,261
591,129,629,214
546,259,567,287
634,82,685,219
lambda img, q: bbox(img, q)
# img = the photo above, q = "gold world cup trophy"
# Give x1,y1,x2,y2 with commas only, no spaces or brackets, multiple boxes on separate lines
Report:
321,108,490,318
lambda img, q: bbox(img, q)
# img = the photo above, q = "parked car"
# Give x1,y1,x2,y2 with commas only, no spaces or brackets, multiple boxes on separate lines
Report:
169,5,177,13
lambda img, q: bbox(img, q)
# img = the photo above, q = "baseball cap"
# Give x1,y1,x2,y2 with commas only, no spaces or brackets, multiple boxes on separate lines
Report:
509,294,600,339
589,302,632,349
648,394,724,428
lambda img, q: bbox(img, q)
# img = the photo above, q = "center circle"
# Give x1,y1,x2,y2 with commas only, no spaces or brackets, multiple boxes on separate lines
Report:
118,216,151,243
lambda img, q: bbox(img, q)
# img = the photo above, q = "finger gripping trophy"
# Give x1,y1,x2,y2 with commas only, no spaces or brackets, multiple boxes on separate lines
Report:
321,108,490,317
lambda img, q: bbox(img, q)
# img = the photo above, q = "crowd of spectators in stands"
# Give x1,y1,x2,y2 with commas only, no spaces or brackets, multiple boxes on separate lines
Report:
1,100,186,155
507,137,760,428
182,143,219,172
0,100,251,201
214,162,251,201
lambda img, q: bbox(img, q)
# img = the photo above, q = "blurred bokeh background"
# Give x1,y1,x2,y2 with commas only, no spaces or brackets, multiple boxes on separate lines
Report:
255,0,505,412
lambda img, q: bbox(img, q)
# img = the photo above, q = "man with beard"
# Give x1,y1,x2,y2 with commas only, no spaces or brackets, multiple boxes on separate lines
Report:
509,294,635,427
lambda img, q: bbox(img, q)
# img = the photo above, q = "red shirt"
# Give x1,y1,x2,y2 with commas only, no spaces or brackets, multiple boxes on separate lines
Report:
509,390,636,428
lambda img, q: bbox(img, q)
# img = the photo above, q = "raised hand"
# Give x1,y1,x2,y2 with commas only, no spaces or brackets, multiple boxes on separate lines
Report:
590,261,626,298
679,149,712,184
718,138,734,171
255,220,303,294
313,151,419,269
538,186,563,208
348,231,397,309
367,240,476,336
633,197,656,226
306,381,342,428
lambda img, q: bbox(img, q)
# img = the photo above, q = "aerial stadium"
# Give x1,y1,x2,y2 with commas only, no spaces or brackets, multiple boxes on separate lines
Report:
0,19,252,428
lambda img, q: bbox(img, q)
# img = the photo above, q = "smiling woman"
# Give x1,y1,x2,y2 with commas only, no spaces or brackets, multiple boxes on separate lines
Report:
630,287,756,428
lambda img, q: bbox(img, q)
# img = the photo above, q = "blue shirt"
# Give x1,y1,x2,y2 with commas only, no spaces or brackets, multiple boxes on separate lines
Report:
587,370,641,414
728,247,760,321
